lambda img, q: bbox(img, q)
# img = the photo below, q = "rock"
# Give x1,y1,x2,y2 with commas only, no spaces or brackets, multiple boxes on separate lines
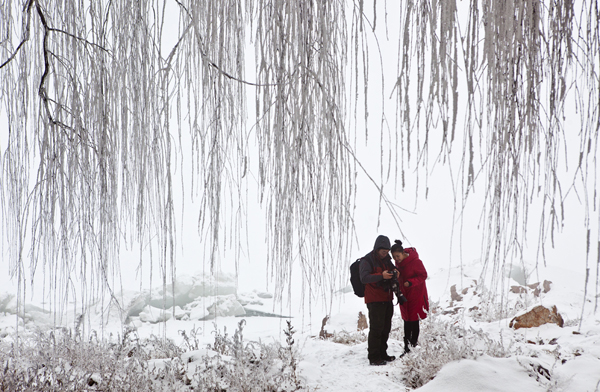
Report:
511,281,552,297
526,282,540,296
450,285,463,301
241,308,291,318
205,295,245,318
442,307,462,315
509,305,564,329
0,293,16,314
542,280,552,293
357,311,368,331
256,291,273,299
126,292,151,317
319,316,333,339
171,306,189,320
510,286,527,294
526,282,544,297
237,292,265,306
188,303,210,320
139,305,173,323
178,274,237,303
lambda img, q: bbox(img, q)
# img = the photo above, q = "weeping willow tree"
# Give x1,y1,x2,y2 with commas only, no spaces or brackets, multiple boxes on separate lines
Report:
394,0,599,304
1,0,599,318
393,0,600,315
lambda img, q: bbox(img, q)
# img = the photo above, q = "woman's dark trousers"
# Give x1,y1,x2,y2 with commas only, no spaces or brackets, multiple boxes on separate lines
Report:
404,320,420,352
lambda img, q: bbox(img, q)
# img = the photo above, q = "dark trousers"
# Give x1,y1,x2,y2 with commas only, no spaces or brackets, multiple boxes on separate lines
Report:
404,320,420,346
366,301,394,361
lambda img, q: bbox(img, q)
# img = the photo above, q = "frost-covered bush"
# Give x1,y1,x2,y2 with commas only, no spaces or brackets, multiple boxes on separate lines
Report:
0,325,184,391
187,320,303,392
0,320,304,392
330,331,368,345
394,306,510,389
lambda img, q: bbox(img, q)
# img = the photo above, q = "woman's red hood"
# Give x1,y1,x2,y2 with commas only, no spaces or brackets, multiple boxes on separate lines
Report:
402,247,419,263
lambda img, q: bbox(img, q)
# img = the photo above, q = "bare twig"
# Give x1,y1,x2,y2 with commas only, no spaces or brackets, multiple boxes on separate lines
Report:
0,39,29,70
48,27,111,54
0,0,35,69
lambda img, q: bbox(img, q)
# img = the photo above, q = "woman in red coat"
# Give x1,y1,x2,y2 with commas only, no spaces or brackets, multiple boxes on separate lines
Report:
391,240,429,353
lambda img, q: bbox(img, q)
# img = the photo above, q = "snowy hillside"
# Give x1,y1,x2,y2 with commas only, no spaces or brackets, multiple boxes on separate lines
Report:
1,261,599,391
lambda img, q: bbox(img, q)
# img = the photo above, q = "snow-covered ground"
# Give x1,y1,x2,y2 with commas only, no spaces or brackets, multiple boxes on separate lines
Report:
1,259,599,391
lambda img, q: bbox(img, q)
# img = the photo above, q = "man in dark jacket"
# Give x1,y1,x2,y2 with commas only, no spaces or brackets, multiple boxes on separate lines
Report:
359,235,397,365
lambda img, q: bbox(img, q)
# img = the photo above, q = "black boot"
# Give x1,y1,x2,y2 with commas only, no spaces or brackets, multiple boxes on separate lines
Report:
403,337,411,354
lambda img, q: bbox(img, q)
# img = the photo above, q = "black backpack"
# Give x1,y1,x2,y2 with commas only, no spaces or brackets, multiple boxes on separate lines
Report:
350,258,369,297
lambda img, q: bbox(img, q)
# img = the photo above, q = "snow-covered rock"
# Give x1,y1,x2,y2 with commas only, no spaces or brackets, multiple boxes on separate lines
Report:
256,291,273,299
124,292,151,318
0,293,16,314
509,305,564,329
139,305,173,323
205,295,245,319
188,301,210,320
98,273,241,323
148,273,237,308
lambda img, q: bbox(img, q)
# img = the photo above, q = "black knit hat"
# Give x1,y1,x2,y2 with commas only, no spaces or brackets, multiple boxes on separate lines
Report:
373,235,391,250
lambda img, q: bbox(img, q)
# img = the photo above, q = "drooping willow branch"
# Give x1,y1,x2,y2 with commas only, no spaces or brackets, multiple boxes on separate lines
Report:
392,0,599,314
0,0,599,321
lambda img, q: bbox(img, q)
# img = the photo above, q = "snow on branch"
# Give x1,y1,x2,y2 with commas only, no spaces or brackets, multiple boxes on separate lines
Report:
0,0,599,319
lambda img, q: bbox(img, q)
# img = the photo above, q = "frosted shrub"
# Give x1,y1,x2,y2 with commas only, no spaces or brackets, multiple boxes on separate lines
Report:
0,327,183,391
189,320,304,392
139,333,183,360
179,326,203,351
0,320,304,391
469,291,530,323
394,308,510,389
281,321,302,390
330,330,368,345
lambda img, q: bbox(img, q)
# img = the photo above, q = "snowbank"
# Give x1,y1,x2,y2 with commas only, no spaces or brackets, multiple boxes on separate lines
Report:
414,356,544,392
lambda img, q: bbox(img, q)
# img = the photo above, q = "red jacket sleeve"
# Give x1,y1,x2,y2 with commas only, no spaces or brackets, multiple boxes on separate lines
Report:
397,248,427,287
407,258,427,287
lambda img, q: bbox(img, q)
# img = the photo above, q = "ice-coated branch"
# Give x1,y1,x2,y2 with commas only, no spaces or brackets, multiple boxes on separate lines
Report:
0,0,598,320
